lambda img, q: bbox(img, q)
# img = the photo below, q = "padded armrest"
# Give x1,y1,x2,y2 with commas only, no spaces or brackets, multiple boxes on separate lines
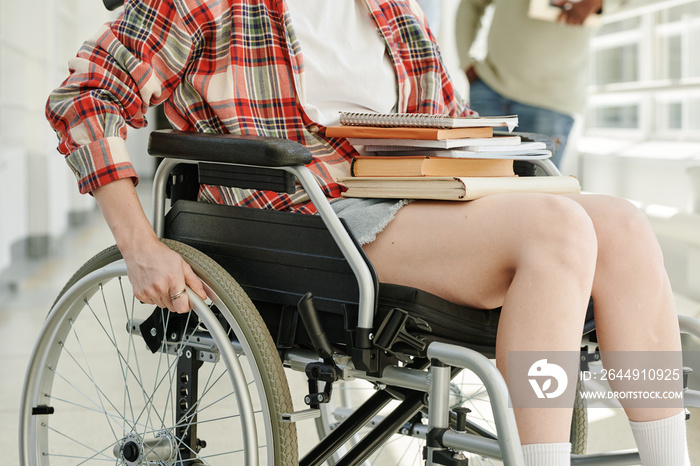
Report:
148,130,313,167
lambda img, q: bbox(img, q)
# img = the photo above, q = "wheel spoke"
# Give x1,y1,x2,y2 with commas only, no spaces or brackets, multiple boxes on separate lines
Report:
41,422,115,462
21,243,295,465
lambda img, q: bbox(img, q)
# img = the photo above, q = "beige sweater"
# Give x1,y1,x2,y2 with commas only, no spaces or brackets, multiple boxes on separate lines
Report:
456,0,616,115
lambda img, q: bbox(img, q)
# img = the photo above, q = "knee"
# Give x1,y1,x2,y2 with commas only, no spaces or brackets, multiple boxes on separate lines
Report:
517,195,598,275
595,196,648,231
592,195,665,266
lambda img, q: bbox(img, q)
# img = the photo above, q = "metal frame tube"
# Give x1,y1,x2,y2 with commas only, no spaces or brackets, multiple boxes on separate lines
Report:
151,159,376,332
570,451,642,465
427,342,525,466
284,349,431,392
285,165,376,330
300,390,393,466
426,362,451,466
679,314,700,340
334,391,426,466
152,157,184,238
532,158,562,176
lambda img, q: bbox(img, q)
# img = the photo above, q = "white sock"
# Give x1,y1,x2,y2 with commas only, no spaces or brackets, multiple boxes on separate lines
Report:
522,442,571,466
629,411,690,466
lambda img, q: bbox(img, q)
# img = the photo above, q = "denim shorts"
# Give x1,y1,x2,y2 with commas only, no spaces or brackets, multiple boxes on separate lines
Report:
330,197,411,245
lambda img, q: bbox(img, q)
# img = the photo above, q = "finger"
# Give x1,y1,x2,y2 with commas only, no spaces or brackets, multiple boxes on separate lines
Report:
134,289,168,309
169,286,191,314
145,293,169,311
183,263,207,301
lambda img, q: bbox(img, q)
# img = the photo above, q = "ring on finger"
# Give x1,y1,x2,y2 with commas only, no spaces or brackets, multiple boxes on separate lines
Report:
170,288,187,300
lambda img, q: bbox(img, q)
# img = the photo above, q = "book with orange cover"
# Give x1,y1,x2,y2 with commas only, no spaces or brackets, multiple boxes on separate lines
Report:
351,156,515,178
325,125,493,140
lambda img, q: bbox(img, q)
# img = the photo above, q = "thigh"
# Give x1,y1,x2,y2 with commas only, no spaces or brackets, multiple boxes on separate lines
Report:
362,192,590,309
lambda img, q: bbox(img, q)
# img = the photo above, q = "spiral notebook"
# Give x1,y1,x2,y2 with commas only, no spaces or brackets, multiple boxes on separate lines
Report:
338,111,519,131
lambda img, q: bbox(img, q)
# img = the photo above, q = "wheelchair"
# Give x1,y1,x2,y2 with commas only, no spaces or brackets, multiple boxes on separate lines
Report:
19,129,700,465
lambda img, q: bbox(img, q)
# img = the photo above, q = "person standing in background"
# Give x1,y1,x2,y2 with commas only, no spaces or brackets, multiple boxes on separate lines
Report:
456,0,607,167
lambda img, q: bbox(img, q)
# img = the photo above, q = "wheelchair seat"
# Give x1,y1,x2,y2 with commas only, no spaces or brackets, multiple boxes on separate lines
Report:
164,195,595,365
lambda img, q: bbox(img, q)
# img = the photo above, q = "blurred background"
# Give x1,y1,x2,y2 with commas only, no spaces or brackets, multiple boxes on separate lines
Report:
0,0,698,463
2,0,699,303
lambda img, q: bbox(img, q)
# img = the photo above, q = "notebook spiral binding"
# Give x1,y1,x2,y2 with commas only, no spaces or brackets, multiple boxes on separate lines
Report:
338,112,456,128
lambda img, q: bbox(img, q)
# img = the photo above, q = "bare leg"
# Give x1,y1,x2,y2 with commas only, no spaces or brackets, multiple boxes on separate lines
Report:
564,194,684,422
364,192,684,444
363,193,598,444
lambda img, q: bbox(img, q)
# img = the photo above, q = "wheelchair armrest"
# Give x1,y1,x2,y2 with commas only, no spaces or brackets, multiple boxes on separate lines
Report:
148,130,313,167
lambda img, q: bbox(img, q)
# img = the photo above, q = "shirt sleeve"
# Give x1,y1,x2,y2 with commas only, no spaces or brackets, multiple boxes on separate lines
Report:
46,0,196,194
455,0,494,71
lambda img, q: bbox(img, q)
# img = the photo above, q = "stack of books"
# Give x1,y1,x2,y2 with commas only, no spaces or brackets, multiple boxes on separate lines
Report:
328,111,580,201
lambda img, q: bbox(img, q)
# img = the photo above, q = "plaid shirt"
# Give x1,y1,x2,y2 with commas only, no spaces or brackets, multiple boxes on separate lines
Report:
47,0,472,214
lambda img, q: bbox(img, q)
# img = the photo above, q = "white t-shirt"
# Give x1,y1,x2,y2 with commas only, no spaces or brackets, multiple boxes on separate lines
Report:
287,0,397,127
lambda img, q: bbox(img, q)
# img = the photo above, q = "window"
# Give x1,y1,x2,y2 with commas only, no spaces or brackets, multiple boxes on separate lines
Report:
585,0,700,140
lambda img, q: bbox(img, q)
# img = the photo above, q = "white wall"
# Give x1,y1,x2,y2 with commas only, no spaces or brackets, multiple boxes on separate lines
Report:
0,1,156,273
0,0,109,268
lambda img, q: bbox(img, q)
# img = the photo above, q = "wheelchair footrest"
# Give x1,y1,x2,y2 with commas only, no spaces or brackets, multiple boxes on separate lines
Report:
281,408,321,423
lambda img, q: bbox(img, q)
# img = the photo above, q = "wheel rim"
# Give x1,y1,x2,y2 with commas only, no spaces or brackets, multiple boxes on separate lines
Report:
20,260,270,465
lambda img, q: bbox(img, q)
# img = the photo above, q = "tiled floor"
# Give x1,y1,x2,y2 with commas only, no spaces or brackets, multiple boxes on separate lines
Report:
2,184,699,464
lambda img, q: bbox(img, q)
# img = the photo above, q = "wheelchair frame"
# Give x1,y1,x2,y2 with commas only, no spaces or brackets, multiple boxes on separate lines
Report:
146,130,699,465
29,0,692,462
20,129,700,466
148,133,527,465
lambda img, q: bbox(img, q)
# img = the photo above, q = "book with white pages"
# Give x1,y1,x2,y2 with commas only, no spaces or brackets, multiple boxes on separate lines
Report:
348,137,524,149
361,135,522,153
383,149,553,160
365,142,549,159
462,141,547,152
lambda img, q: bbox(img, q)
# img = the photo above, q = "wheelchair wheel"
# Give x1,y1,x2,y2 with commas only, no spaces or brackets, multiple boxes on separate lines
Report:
317,366,587,465
20,239,297,465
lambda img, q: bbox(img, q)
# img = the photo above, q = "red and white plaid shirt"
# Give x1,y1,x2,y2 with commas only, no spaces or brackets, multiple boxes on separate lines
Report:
47,0,472,214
